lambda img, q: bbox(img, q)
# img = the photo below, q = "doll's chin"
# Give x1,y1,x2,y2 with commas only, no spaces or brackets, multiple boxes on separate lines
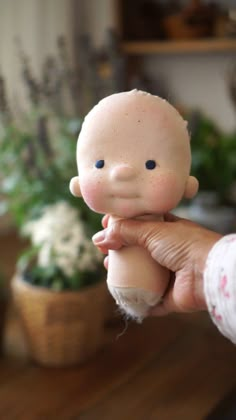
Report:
96,204,141,219
95,201,173,218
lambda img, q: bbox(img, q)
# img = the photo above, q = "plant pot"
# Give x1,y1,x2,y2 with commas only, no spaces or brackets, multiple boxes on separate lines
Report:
11,274,109,367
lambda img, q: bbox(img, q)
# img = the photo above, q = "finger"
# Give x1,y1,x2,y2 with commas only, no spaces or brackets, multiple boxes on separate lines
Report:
150,287,177,316
102,214,110,229
149,273,179,316
92,219,167,255
149,303,170,317
92,224,125,251
150,271,199,316
165,212,199,228
104,256,108,270
164,213,180,222
97,245,109,255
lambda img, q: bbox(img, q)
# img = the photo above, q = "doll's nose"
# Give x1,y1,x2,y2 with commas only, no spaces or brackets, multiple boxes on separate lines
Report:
110,164,136,181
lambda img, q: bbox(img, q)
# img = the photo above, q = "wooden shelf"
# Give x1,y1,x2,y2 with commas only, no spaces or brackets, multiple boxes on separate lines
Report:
121,38,236,55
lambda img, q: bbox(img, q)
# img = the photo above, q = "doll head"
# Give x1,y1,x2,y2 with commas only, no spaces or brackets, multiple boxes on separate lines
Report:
70,90,198,218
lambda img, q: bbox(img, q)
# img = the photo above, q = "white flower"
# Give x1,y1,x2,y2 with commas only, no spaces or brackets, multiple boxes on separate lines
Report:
23,201,102,276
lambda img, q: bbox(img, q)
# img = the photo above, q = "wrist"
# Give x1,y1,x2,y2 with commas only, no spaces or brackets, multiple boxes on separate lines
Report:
204,234,236,343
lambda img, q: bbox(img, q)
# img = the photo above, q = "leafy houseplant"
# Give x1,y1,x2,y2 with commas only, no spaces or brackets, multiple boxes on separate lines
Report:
0,36,106,283
179,111,236,234
0,36,120,365
189,111,236,204
0,100,105,289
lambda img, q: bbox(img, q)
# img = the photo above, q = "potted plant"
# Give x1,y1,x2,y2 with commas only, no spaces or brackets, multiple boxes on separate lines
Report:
0,38,115,366
0,109,110,366
184,111,236,233
189,111,236,201
12,201,107,366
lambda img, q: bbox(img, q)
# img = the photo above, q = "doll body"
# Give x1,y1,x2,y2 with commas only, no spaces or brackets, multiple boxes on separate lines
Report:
107,214,169,320
70,90,198,321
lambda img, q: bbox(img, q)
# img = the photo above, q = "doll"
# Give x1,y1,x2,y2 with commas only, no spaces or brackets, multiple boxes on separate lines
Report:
70,90,198,321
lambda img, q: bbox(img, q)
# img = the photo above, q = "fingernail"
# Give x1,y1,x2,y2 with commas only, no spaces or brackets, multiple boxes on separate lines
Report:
92,230,105,244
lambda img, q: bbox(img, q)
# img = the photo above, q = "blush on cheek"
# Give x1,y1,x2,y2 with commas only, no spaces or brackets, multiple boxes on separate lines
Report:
80,180,105,213
148,173,183,213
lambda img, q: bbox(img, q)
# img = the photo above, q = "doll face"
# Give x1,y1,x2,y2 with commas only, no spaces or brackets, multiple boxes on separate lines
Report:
76,91,192,218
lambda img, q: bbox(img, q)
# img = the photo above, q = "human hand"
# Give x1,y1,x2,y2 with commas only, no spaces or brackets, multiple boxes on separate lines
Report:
92,215,222,316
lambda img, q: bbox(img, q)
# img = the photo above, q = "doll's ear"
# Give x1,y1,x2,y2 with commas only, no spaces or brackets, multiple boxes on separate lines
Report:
69,176,82,197
184,176,199,199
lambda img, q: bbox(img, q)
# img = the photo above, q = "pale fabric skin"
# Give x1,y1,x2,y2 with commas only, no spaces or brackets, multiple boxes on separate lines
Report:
107,215,169,321
70,90,199,321
93,215,221,316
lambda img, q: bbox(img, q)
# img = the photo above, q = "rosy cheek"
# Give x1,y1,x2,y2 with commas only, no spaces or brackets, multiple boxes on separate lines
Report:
80,177,105,213
148,173,183,213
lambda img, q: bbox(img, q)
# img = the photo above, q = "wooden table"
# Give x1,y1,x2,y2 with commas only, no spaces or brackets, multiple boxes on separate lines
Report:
1,229,236,419
1,309,236,420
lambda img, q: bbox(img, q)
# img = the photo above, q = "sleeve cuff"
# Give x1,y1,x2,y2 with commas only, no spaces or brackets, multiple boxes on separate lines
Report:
204,234,236,344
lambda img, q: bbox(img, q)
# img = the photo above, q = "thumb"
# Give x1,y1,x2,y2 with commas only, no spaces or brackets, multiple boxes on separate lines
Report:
92,218,167,255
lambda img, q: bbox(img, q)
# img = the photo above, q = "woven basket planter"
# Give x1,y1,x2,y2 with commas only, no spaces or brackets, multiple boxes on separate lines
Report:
12,274,108,367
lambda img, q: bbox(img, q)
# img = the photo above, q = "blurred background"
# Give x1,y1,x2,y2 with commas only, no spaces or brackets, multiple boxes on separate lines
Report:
1,0,236,235
0,1,236,419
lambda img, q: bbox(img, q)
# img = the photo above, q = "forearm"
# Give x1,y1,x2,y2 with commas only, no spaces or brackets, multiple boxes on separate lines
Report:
204,234,236,344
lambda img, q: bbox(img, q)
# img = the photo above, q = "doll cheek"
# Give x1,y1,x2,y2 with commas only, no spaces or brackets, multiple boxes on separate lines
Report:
149,174,182,211
80,179,105,212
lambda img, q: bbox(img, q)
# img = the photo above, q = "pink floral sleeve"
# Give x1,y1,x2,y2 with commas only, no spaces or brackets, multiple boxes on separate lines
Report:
204,234,236,344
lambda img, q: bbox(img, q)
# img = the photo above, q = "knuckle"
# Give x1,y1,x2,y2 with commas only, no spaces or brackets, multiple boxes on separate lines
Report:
139,224,161,252
105,220,124,247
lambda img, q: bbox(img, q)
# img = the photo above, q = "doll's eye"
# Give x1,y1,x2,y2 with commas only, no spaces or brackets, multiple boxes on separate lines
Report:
145,160,156,170
95,160,105,169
